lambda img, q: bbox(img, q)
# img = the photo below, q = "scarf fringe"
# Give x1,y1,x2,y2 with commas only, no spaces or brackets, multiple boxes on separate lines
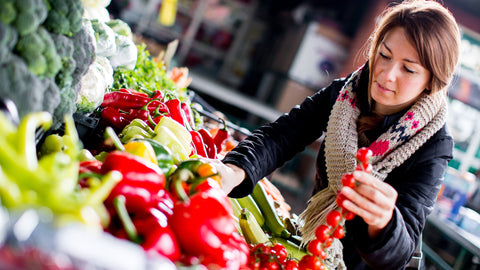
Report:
299,185,338,244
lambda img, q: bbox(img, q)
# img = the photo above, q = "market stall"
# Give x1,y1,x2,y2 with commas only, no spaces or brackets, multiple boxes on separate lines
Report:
0,0,375,269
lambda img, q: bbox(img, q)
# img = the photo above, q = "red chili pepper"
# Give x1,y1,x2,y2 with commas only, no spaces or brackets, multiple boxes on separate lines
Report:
190,130,208,158
198,129,217,159
118,88,150,97
102,92,151,110
213,119,229,154
101,151,166,191
181,102,195,128
101,106,131,130
123,108,149,122
165,99,187,127
151,90,163,100
153,103,169,117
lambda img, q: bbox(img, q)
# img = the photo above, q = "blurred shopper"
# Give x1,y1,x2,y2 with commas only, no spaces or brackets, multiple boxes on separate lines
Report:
208,1,461,269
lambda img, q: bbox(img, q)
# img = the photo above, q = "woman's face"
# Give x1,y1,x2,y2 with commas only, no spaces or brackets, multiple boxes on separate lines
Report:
371,27,431,115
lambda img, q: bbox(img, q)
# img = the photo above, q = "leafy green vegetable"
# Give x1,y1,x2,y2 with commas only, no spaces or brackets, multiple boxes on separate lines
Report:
112,44,187,100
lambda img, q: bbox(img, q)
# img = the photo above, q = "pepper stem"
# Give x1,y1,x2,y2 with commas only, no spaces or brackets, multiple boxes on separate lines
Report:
113,195,142,244
171,168,192,202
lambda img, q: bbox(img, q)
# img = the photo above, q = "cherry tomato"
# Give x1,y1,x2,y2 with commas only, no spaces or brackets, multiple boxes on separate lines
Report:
326,210,342,227
332,226,345,239
285,259,300,270
341,173,356,188
248,255,261,270
356,147,373,163
298,254,324,270
336,193,347,208
307,239,324,257
314,224,331,242
261,260,280,270
271,243,288,264
356,162,373,173
341,208,355,220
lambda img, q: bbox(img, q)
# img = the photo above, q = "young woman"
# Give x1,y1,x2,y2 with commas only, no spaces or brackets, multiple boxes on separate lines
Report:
209,1,461,269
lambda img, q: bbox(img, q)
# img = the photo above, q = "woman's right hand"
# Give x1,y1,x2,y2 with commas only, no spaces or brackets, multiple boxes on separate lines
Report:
200,158,246,195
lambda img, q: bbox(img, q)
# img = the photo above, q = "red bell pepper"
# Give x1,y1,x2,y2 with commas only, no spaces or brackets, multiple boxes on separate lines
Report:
111,195,180,261
167,164,248,268
213,119,229,154
101,151,166,192
198,129,217,159
105,185,174,218
78,160,103,188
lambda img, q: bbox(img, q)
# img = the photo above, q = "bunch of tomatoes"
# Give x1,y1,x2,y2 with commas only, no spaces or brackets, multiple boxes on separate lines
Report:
299,147,373,270
247,242,299,270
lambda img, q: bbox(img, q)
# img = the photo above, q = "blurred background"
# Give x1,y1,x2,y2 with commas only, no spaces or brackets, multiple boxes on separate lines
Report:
108,0,480,269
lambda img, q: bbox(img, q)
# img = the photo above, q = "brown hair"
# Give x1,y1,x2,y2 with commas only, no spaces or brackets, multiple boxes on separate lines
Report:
358,0,461,139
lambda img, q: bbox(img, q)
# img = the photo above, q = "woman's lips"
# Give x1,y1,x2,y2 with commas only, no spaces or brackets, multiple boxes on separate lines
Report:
376,82,394,93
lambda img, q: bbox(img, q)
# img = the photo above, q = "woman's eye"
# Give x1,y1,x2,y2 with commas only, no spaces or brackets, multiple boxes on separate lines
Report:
404,67,415,73
379,52,389,59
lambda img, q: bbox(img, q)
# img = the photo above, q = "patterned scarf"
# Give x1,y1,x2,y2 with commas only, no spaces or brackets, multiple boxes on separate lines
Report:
298,67,448,269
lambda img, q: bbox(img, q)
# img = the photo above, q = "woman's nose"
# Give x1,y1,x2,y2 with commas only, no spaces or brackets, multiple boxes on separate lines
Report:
383,63,398,82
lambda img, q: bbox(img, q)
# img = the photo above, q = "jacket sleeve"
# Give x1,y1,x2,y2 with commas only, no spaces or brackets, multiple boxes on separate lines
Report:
348,126,454,269
223,79,346,198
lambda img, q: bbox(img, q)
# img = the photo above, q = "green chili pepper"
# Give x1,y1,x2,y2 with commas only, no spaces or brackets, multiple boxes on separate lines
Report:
17,112,52,170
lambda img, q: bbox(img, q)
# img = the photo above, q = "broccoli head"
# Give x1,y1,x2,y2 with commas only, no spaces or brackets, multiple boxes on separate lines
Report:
14,26,61,77
51,33,76,88
0,55,46,119
0,22,18,51
0,1,16,25
41,77,61,119
53,86,77,129
43,0,84,37
11,0,48,36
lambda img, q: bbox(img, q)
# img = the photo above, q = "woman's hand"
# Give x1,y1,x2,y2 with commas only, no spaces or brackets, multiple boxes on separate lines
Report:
339,170,398,238
200,158,245,195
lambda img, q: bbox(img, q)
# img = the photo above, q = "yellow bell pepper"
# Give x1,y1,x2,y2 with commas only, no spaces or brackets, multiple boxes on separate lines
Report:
124,140,158,165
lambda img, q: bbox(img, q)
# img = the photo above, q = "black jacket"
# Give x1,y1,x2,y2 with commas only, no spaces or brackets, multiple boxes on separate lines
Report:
222,66,453,269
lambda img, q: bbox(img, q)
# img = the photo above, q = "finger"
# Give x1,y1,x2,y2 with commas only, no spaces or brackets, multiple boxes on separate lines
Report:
354,184,392,210
353,171,398,199
341,187,384,217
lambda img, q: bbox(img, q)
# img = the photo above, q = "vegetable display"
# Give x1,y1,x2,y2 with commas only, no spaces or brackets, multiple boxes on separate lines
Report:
0,0,378,269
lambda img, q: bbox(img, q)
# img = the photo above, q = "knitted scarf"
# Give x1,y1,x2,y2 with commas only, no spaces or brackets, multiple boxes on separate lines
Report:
298,67,448,269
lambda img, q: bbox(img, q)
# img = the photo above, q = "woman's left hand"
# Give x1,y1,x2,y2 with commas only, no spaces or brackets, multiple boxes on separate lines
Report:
339,170,398,238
